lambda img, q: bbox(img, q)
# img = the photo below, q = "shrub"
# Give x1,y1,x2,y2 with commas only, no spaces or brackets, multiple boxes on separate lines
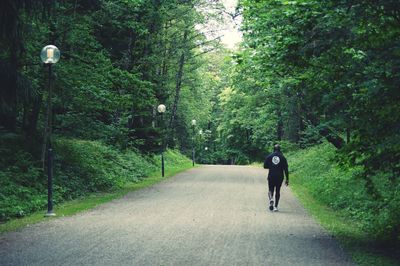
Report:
54,138,158,195
0,138,159,221
288,142,400,241
0,152,45,221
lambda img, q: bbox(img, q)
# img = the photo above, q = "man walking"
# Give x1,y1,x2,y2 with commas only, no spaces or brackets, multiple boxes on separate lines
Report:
263,144,289,212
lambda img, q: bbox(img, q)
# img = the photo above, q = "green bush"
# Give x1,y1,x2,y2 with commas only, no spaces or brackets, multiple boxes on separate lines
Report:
0,138,192,222
54,138,158,196
273,140,300,153
0,151,45,221
152,149,192,168
0,138,161,221
288,143,400,241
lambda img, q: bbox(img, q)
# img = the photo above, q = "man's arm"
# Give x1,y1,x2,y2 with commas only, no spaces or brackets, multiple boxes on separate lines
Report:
283,157,289,185
263,157,269,169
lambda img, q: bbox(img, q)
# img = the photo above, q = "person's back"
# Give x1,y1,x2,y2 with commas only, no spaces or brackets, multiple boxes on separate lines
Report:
264,151,288,180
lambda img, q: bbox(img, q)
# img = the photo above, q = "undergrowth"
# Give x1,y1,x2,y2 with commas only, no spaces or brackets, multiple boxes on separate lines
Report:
0,137,190,222
288,143,400,265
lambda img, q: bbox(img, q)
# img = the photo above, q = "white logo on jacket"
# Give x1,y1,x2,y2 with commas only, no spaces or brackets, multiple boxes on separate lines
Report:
272,156,280,165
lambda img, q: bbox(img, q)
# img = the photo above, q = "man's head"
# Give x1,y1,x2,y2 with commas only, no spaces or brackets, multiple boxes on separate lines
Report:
274,144,281,152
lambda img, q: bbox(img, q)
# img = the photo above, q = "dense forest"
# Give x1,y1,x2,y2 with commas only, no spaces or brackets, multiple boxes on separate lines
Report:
0,0,399,246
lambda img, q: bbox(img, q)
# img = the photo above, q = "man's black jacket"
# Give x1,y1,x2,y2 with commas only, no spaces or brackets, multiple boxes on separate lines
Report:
263,151,289,181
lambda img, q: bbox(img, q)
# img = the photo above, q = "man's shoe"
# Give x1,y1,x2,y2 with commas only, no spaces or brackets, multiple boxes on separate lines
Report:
269,200,274,211
273,206,279,212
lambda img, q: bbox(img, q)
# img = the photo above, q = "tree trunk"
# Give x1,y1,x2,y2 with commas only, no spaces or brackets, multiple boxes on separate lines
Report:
306,112,345,149
24,96,41,138
0,60,18,132
168,30,188,133
277,107,283,141
319,126,344,149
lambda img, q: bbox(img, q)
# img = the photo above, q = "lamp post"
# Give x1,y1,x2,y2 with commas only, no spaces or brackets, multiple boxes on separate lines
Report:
157,104,166,177
198,130,203,163
191,119,196,166
40,45,60,217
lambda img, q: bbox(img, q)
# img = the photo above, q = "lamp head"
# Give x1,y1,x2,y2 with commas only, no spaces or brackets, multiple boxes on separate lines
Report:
40,45,60,64
157,104,166,113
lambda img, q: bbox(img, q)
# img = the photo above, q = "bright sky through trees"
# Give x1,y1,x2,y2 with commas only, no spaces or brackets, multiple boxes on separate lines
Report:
220,0,242,49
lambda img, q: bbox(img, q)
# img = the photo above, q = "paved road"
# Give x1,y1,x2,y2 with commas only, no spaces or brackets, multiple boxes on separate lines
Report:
0,166,354,266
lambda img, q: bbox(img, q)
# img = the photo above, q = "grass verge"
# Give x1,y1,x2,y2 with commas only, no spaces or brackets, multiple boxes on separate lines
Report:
288,145,400,266
289,163,399,265
0,161,195,235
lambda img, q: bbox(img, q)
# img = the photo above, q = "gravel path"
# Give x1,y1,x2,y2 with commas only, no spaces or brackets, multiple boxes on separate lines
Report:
0,165,354,266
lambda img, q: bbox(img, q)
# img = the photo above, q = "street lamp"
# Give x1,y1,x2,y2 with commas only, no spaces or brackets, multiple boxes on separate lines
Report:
157,104,166,177
191,119,196,166
41,45,60,217
157,104,166,114
205,146,209,164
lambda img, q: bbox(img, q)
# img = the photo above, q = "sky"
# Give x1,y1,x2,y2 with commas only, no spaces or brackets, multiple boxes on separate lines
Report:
220,0,243,49
195,0,243,50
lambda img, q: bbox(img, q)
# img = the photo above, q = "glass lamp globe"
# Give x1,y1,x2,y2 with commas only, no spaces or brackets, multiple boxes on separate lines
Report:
40,45,60,64
157,104,166,113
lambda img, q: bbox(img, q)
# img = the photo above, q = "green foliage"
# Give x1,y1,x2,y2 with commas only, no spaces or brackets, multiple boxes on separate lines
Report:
156,149,192,168
220,0,399,169
0,138,161,222
289,143,400,241
0,166,45,221
0,134,192,222
0,0,222,153
54,139,157,197
0,150,45,221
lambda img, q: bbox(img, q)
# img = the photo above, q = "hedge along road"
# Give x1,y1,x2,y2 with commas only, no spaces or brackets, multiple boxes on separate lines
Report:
0,166,354,266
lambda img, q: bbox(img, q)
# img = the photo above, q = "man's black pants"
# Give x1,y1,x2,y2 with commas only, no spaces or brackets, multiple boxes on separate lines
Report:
268,178,283,207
